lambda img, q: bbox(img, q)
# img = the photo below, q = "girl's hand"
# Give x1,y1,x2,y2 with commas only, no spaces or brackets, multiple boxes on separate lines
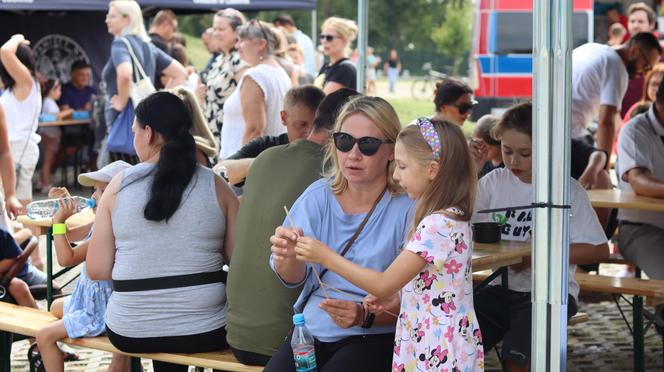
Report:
319,299,363,329
270,226,302,261
109,95,128,111
294,237,333,265
578,168,605,190
364,293,400,315
4,195,23,219
53,198,77,224
48,187,70,199
11,34,29,45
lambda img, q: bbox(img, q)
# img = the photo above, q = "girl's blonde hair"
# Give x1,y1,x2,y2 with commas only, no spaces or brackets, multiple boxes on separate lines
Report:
321,17,358,56
168,86,218,158
398,119,476,239
109,0,150,42
324,96,402,195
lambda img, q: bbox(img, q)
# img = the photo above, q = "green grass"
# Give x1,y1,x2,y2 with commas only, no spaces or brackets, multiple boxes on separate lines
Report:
183,33,211,70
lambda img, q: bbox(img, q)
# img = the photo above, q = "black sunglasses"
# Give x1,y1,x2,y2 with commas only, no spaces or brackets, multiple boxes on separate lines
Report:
452,101,478,115
320,34,336,42
333,132,391,156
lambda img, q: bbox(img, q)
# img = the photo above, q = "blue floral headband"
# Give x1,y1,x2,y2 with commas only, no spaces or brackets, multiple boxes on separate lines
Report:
416,117,441,160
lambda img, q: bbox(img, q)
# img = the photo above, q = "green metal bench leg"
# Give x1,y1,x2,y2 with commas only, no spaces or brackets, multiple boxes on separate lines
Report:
633,295,644,372
46,226,53,311
131,357,142,372
1,331,12,372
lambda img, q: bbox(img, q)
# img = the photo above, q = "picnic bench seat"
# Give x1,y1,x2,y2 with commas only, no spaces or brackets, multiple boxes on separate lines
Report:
574,272,664,306
0,302,262,372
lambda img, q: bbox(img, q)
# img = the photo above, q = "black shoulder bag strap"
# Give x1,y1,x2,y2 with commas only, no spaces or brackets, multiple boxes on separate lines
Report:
300,188,387,307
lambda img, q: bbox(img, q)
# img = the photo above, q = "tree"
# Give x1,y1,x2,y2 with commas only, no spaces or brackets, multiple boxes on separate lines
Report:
431,0,473,75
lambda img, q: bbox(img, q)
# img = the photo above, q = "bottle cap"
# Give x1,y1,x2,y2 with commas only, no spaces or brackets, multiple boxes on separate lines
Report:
293,313,305,325
86,198,97,209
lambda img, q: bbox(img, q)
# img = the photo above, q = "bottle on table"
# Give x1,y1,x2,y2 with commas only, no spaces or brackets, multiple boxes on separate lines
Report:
26,197,96,219
291,313,317,372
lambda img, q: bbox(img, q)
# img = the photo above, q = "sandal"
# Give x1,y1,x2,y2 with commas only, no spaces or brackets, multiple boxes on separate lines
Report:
27,342,45,372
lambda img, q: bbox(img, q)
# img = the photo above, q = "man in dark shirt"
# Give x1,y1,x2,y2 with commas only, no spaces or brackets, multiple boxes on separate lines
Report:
149,9,178,88
217,85,325,185
59,60,95,111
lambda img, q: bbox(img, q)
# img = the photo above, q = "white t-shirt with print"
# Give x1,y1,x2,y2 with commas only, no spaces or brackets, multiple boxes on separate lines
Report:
571,43,628,139
471,168,607,299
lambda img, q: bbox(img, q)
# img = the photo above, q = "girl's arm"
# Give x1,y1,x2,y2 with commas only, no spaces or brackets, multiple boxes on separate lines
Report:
0,35,33,99
295,237,428,299
52,198,88,267
214,174,239,263
55,108,74,120
0,106,21,218
86,174,121,280
578,150,608,189
240,77,267,145
570,242,609,265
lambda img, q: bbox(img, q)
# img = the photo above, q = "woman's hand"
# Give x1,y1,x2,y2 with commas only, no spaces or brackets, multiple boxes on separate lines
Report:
4,195,23,219
10,34,29,46
53,197,77,224
109,95,128,112
270,226,302,261
295,236,334,265
319,299,363,329
196,83,206,103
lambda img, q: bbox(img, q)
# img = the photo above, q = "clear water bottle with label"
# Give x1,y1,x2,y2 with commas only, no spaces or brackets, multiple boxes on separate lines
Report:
291,313,317,372
26,197,96,219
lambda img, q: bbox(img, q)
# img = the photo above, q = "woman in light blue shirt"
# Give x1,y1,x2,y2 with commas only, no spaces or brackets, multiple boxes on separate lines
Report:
267,96,414,371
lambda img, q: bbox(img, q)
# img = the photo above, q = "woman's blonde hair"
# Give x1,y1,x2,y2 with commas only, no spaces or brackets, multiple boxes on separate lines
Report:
109,0,150,42
398,119,476,238
322,17,358,56
324,96,402,195
168,86,218,159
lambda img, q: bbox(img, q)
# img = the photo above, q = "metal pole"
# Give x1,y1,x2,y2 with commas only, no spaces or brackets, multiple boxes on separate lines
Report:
311,9,317,47
356,0,368,93
531,0,572,371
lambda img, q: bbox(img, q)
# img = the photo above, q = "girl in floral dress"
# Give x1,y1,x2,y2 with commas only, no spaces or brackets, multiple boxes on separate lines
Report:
295,118,483,371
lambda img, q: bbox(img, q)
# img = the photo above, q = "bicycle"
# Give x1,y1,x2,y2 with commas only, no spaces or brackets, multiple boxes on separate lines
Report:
411,62,448,101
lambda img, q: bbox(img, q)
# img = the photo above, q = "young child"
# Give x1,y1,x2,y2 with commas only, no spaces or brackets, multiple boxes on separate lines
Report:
39,78,73,193
471,102,609,372
469,114,503,178
294,118,484,371
0,227,39,309
35,160,132,372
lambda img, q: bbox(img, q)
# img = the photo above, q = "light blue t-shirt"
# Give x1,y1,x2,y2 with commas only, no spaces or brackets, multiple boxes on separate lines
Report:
270,179,415,342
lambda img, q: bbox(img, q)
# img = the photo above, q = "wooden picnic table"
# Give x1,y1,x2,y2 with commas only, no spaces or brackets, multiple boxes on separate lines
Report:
472,240,530,272
16,211,94,309
587,189,664,211
38,119,90,128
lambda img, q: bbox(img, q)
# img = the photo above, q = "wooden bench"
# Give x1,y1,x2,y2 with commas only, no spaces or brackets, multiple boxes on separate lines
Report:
0,302,262,372
575,272,664,306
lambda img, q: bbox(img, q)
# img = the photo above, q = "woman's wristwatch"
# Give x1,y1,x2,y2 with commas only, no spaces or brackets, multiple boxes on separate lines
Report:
358,302,375,329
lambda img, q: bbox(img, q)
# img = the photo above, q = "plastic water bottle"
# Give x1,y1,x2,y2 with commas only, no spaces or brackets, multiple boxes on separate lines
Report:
291,313,317,372
26,197,96,219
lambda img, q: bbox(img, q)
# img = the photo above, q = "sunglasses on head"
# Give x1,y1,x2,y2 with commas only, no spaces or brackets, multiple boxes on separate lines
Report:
333,132,392,156
452,101,478,115
320,34,336,42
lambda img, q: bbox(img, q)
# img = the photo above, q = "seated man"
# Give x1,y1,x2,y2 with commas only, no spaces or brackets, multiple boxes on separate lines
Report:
58,60,95,111
225,88,359,366
0,227,39,309
217,85,325,186
616,76,664,280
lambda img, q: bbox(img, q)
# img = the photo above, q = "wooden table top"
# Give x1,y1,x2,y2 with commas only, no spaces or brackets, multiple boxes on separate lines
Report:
587,189,664,212
38,119,90,128
472,240,531,272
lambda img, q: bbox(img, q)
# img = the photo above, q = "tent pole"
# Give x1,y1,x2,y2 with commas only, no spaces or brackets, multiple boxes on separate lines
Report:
356,0,368,93
531,0,572,371
311,9,317,43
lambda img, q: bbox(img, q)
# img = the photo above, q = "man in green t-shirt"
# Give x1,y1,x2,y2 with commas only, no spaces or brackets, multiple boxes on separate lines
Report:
226,88,359,365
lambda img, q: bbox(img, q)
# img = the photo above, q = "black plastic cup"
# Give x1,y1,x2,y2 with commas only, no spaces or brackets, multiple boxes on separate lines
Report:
472,222,502,243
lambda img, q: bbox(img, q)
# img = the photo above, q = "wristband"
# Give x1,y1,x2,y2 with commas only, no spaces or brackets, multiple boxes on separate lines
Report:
361,312,375,329
52,223,67,235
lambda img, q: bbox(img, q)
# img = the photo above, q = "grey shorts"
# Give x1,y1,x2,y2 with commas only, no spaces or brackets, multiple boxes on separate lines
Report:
619,222,664,280
17,264,47,287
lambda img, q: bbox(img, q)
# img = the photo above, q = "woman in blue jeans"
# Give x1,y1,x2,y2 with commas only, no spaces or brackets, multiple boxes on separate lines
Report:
267,96,414,371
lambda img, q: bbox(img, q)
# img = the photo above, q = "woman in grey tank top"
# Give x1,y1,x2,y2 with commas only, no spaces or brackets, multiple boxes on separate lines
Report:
87,92,239,372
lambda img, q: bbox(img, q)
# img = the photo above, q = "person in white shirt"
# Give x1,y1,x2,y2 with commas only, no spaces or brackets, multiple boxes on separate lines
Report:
472,102,609,372
616,77,664,280
571,32,660,154
273,14,316,78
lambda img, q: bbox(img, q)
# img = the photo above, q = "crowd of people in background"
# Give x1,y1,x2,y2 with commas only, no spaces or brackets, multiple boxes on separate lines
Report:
1,0,664,372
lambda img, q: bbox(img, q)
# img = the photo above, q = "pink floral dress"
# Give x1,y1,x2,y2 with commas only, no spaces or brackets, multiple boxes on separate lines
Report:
393,212,484,372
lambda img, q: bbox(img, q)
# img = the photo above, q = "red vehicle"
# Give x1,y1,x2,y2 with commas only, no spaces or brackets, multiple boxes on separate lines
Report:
470,0,594,120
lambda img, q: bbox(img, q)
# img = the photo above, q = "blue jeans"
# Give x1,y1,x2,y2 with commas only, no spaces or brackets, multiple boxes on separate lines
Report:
387,67,399,92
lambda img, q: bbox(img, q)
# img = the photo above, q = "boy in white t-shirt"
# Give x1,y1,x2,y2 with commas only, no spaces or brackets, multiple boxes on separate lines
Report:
471,102,609,372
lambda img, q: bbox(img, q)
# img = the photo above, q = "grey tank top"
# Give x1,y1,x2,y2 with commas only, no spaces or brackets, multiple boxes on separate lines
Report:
105,163,227,338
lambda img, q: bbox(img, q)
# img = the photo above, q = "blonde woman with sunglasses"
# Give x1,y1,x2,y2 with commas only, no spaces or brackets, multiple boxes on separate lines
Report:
314,17,358,94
